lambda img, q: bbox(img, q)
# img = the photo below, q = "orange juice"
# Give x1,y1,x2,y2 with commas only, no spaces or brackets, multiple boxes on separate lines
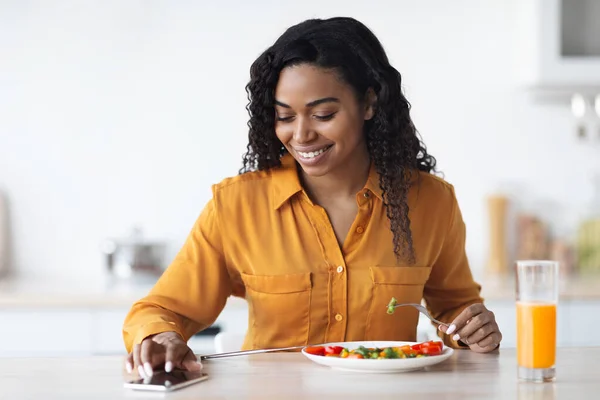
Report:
517,302,556,369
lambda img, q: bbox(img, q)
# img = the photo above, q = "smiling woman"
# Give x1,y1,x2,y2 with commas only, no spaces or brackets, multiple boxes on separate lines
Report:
241,18,434,261
122,16,502,379
273,66,373,184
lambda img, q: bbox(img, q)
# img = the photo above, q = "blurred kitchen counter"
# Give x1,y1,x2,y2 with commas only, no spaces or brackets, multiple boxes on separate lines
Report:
0,276,249,309
479,274,600,301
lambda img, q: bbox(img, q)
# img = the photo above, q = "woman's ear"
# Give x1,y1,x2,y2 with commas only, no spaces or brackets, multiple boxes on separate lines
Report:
364,88,377,121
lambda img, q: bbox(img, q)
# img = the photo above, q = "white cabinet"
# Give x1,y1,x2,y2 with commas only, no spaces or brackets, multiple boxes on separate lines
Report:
0,310,93,357
561,301,600,346
90,309,131,355
516,0,600,98
0,303,249,358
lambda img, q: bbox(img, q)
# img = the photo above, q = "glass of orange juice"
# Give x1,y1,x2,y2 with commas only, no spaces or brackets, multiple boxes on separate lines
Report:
516,260,559,382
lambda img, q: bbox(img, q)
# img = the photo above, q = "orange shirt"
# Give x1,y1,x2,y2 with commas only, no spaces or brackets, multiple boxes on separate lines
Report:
122,154,483,352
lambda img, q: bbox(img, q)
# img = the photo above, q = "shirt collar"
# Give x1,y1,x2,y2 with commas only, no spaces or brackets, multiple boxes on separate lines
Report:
271,153,384,210
271,153,304,210
365,162,384,201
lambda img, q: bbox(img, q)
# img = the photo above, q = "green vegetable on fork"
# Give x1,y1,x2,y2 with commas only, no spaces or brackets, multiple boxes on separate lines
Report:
386,297,398,314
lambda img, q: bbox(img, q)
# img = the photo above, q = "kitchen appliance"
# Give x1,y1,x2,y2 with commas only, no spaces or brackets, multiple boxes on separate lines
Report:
101,227,166,283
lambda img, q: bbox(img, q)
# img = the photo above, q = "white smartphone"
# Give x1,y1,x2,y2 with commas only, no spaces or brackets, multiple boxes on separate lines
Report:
124,370,208,392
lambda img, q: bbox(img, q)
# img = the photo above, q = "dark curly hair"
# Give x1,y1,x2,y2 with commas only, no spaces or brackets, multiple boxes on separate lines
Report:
240,17,437,264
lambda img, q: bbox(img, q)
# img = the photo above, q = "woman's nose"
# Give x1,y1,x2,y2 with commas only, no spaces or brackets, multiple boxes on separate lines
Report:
293,119,317,143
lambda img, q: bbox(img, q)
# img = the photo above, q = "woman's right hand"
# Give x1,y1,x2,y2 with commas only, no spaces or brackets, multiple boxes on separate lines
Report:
124,331,202,378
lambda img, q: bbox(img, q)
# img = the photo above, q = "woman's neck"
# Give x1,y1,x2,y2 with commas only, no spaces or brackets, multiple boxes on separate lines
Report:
299,149,371,204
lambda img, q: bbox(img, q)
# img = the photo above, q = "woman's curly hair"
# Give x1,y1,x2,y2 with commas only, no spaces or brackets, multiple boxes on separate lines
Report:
240,17,437,264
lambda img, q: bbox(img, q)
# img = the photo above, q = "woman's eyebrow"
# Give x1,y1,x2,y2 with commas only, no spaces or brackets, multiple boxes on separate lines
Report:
274,97,340,109
306,97,340,107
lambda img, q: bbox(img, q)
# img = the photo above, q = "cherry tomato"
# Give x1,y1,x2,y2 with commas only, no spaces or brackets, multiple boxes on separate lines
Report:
421,340,443,348
421,345,442,356
304,346,325,356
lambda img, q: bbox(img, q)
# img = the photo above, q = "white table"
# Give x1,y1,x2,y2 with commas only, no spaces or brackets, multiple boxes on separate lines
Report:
1,347,598,399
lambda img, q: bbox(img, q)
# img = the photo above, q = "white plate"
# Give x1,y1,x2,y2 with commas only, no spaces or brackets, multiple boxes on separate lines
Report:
301,341,454,373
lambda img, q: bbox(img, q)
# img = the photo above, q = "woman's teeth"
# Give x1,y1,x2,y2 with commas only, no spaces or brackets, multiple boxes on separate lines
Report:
298,146,329,158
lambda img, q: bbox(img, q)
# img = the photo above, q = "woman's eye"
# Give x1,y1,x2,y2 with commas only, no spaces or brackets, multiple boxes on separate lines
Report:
314,113,336,121
276,116,294,122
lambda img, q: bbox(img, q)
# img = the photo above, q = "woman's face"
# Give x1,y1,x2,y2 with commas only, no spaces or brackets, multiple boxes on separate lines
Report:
274,64,374,177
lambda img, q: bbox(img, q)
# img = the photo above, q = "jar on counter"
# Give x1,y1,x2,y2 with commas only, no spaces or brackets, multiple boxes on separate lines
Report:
576,175,600,275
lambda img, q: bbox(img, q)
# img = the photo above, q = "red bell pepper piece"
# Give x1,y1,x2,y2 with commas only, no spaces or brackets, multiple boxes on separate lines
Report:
324,346,344,355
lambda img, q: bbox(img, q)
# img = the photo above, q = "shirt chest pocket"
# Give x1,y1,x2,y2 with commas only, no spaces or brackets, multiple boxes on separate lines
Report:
241,272,312,349
365,266,431,341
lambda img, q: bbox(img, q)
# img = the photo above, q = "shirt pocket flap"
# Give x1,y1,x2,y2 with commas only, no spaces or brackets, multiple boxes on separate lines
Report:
369,266,431,286
241,272,311,294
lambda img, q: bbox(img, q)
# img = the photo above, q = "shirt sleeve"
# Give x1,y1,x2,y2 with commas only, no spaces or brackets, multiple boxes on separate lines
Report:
423,185,484,348
122,197,232,353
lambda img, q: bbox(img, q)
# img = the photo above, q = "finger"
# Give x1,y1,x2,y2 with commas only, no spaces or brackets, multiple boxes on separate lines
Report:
167,344,198,371
455,313,493,343
475,331,501,349
133,348,146,378
470,333,502,353
164,342,193,373
446,304,485,335
132,344,142,373
124,353,134,374
463,323,494,345
140,339,156,377
438,324,449,334
165,343,180,373
180,348,203,371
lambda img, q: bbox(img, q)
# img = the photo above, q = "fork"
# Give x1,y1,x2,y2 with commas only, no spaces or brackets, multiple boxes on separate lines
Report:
200,345,306,360
387,303,449,327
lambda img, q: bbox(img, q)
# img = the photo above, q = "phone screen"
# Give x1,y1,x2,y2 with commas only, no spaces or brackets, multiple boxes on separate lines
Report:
125,370,208,392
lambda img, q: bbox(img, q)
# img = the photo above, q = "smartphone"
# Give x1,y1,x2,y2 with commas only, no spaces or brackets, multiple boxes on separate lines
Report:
124,370,208,392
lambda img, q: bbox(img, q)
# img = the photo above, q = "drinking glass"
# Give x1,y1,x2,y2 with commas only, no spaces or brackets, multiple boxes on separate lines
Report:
516,260,559,382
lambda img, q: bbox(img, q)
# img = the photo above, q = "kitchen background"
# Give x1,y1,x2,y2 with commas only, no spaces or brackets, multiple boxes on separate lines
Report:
0,0,599,357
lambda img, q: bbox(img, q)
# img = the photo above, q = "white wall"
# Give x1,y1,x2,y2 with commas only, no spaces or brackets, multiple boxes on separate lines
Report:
1,0,599,283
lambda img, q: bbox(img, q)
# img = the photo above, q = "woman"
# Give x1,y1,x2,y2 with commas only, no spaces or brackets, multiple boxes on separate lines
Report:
123,16,502,378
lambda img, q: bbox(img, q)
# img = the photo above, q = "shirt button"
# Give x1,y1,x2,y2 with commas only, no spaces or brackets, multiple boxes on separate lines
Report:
356,226,364,234
335,314,343,322
336,266,344,273
363,192,370,198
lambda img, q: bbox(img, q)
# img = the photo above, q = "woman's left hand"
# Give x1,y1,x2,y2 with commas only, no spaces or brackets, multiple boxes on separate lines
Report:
438,303,502,353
